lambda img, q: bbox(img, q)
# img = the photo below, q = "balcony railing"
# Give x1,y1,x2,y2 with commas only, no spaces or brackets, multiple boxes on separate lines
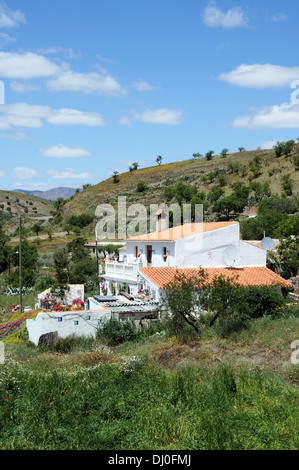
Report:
105,261,138,282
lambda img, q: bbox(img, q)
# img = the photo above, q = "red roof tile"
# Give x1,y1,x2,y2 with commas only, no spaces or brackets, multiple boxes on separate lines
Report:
125,222,238,242
139,266,293,289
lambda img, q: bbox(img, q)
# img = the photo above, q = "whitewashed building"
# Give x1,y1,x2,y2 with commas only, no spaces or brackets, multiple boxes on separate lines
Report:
103,213,292,300
26,306,111,346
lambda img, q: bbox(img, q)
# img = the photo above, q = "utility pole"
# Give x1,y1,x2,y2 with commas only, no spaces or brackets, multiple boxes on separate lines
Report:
19,215,22,314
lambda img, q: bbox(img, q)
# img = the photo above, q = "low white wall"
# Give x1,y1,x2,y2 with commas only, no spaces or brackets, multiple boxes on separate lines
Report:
26,308,111,346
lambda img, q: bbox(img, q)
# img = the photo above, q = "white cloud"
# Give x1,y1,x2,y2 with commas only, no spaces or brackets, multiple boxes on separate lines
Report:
119,116,132,126
0,103,51,129
131,79,158,92
0,52,63,79
13,167,40,180
0,169,5,177
46,108,105,127
0,102,105,129
38,46,81,60
231,102,299,129
0,31,16,46
203,3,248,29
47,168,94,180
12,181,56,191
40,144,92,158
47,70,125,96
218,63,299,88
272,13,288,23
0,50,125,97
127,108,184,125
0,130,30,140
260,139,281,150
0,1,26,29
10,81,40,92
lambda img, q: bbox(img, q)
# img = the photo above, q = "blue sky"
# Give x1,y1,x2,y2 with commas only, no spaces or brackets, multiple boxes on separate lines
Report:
0,0,299,191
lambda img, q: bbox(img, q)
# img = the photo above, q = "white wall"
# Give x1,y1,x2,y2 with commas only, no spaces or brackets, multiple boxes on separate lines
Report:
26,308,111,346
240,241,267,267
122,241,175,267
175,224,243,267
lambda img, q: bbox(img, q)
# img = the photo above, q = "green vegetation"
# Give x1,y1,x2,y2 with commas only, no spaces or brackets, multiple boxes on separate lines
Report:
0,306,298,450
0,143,298,450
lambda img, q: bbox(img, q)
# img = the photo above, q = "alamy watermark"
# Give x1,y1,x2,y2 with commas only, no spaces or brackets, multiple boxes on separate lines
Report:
290,340,299,365
290,80,299,105
95,197,203,251
0,341,4,365
0,80,4,105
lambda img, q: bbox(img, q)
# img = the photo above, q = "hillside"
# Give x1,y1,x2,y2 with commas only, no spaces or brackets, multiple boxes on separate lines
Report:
0,190,54,218
61,148,299,216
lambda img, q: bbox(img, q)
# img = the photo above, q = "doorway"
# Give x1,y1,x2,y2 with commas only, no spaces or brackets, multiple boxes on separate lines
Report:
146,245,152,266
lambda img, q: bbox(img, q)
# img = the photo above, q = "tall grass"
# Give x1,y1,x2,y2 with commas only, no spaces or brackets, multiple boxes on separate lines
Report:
0,358,298,450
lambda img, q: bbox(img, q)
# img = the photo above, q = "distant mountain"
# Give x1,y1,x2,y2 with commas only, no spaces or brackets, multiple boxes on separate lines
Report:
13,187,77,201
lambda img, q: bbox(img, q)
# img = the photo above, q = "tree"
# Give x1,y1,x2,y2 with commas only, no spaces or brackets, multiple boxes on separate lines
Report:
164,180,197,205
283,140,295,157
293,155,299,170
112,171,120,183
156,155,163,165
67,237,89,263
63,224,72,235
220,148,229,158
0,228,10,247
9,240,39,287
136,181,147,192
192,152,202,159
200,273,243,326
213,193,247,220
129,162,139,171
281,174,294,196
273,141,284,157
163,270,207,333
31,221,43,237
163,269,254,332
0,245,9,273
53,248,69,287
238,147,245,152
45,226,54,240
53,197,65,212
205,150,214,161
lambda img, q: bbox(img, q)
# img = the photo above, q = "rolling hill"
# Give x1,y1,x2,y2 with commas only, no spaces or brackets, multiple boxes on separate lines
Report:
0,190,54,219
61,148,299,217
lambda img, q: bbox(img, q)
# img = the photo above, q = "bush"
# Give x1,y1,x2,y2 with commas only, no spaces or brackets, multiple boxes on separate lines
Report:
238,285,286,319
98,318,143,346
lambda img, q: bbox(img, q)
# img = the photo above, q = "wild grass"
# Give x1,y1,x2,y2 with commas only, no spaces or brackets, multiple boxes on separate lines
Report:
0,357,298,450
0,311,298,450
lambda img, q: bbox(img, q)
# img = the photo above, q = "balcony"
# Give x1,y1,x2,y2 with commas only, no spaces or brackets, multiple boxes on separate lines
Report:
105,261,139,283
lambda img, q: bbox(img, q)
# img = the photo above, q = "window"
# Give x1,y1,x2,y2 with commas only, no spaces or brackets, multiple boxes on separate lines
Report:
74,321,79,325
163,247,167,262
135,245,138,258
58,317,62,322
85,315,90,320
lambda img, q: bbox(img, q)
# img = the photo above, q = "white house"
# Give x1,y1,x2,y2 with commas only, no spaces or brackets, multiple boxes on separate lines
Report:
103,213,292,300
26,306,111,346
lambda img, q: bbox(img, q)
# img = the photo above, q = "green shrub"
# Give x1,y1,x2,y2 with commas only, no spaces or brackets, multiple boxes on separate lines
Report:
98,318,143,346
238,285,286,319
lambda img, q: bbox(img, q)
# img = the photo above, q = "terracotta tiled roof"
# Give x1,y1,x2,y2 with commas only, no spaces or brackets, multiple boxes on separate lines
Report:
125,222,238,242
139,266,293,289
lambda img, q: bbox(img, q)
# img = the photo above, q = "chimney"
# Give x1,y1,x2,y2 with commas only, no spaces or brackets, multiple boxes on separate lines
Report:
155,209,168,232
